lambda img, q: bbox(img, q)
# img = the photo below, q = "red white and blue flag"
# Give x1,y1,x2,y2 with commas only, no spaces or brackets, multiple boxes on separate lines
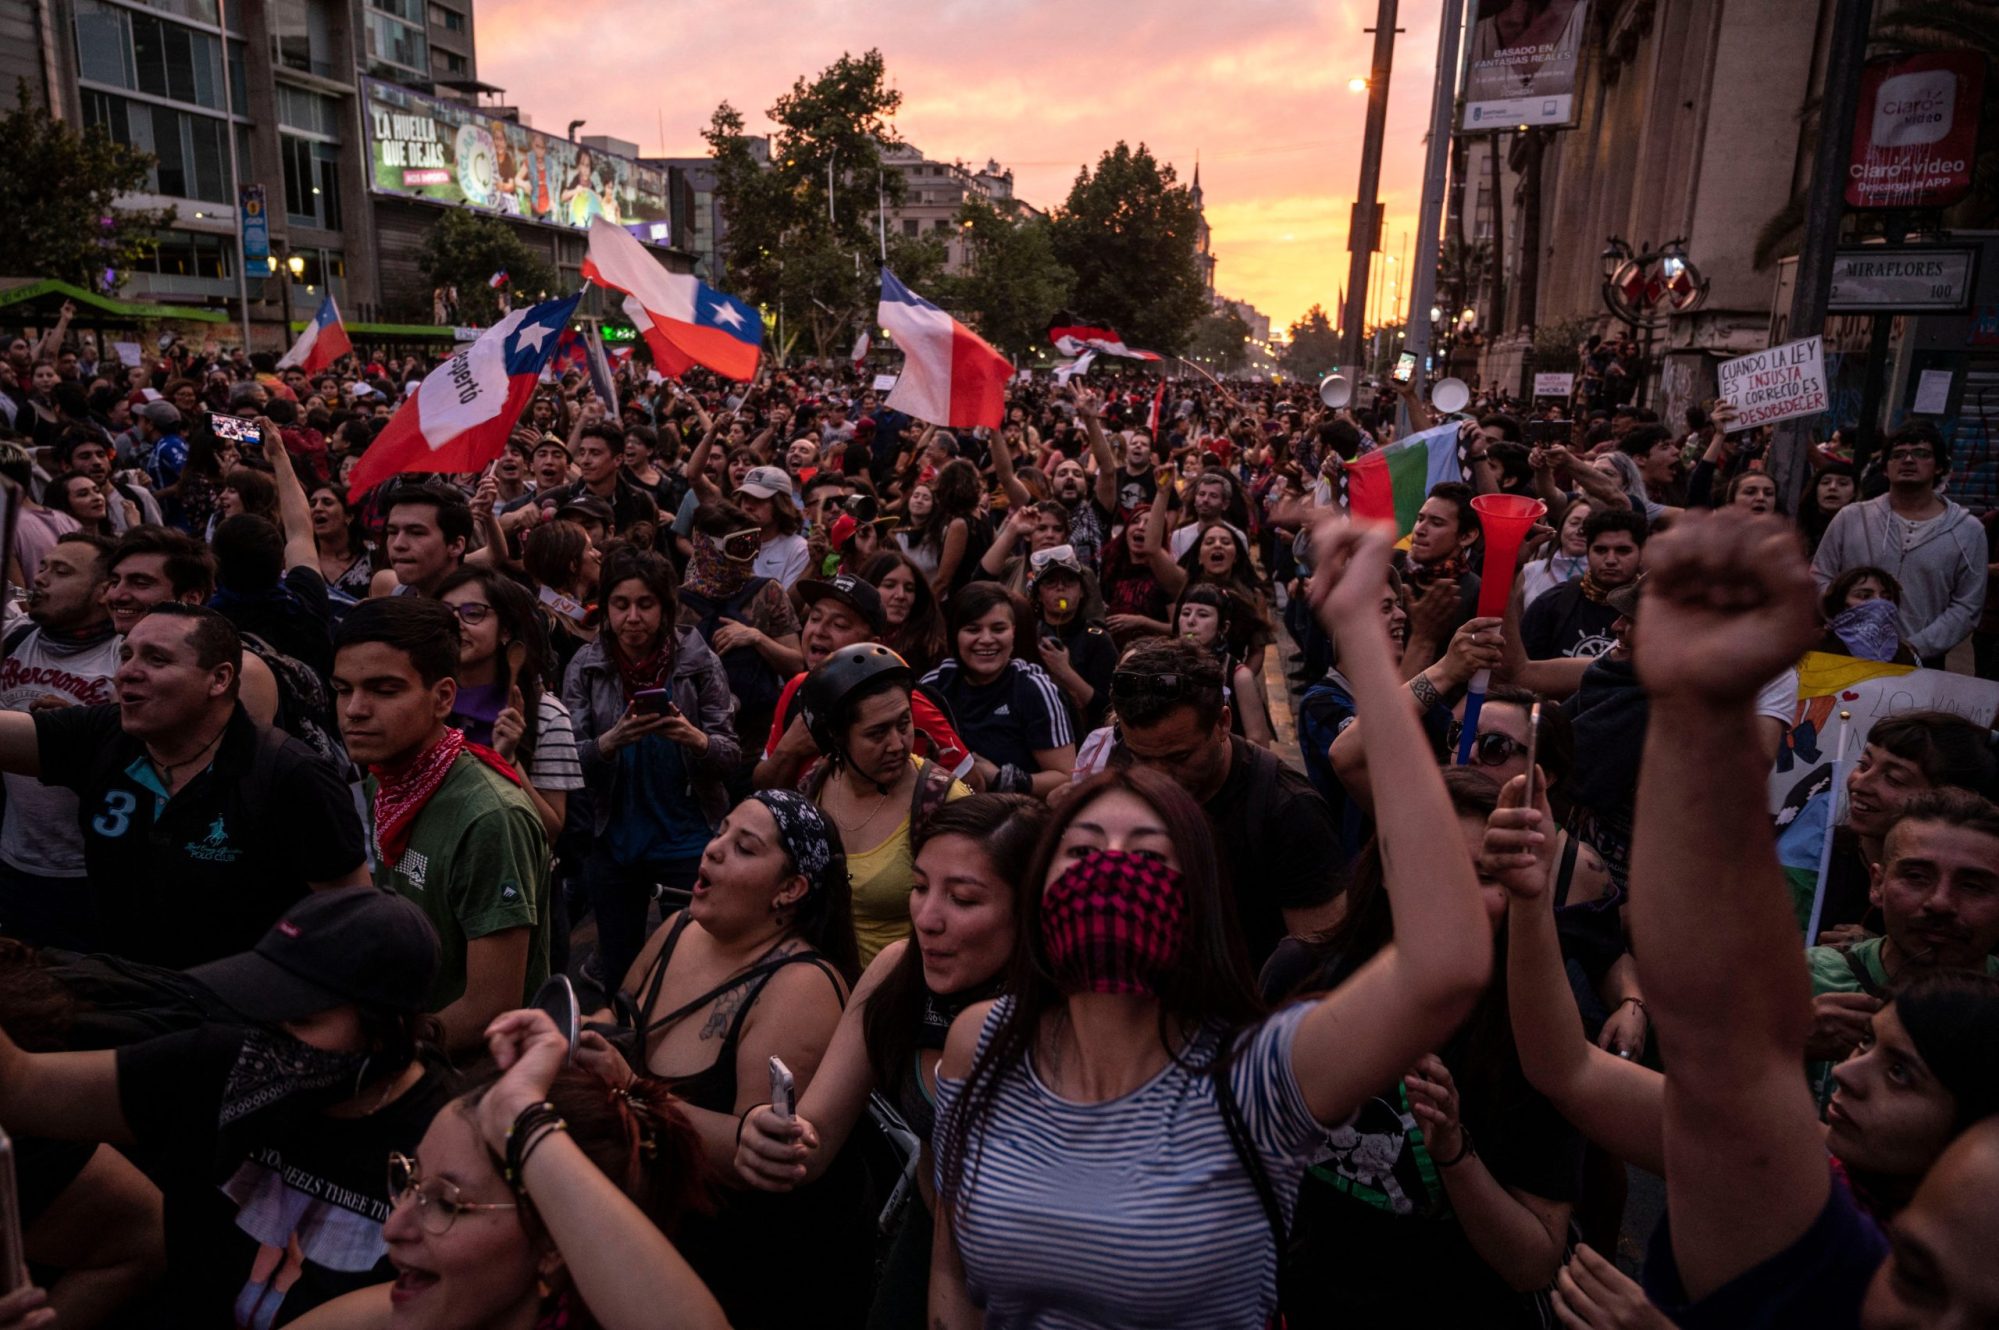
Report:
582,217,761,381
1047,313,1162,362
876,268,1010,430
276,294,352,377
346,292,581,500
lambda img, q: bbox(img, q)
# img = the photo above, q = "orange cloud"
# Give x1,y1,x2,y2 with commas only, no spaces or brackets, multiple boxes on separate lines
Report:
472,0,1445,333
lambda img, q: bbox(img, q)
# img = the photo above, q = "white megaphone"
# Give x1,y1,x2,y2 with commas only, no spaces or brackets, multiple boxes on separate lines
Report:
1319,374,1353,409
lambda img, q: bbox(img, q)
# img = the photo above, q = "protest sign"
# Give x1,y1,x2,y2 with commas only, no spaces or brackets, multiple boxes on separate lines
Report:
1532,372,1574,398
1717,336,1827,431
871,373,899,392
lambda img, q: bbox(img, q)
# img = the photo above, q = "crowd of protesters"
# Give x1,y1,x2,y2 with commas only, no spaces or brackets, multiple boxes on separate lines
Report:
0,311,1995,1330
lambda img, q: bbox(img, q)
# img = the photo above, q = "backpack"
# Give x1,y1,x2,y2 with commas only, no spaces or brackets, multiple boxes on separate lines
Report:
238,629,352,778
679,580,785,728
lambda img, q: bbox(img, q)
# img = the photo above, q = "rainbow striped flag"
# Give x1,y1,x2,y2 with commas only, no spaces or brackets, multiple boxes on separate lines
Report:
1341,423,1466,536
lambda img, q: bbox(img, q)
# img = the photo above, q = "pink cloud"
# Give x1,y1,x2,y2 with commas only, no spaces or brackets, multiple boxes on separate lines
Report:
473,0,1445,332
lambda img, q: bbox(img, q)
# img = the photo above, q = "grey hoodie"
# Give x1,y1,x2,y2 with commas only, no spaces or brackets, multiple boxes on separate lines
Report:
1811,493,1988,657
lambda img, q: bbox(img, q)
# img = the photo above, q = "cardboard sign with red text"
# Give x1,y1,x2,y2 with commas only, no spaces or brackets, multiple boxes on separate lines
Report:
1717,336,1827,432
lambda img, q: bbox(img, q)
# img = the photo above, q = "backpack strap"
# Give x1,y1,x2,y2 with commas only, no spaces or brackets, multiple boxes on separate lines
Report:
1213,1056,1290,1329
1840,946,1890,1000
908,757,959,826
1,622,36,658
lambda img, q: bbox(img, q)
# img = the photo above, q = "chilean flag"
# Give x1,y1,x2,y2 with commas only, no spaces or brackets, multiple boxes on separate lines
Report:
276,295,352,376
1047,313,1162,362
581,217,761,381
346,292,581,501
876,269,1009,430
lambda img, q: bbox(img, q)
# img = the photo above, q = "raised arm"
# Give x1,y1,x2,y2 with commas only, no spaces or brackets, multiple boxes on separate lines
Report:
1141,495,1185,594
1077,392,1118,514
684,411,726,504
258,416,320,573
990,427,1032,509
1627,510,1827,1301
1484,774,1663,1174
1289,515,1491,1125
478,1012,730,1330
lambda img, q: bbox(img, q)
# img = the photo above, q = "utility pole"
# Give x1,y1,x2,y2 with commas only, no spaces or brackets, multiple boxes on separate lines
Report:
1340,0,1400,370
216,0,252,352
1768,0,1874,508
1487,132,1506,333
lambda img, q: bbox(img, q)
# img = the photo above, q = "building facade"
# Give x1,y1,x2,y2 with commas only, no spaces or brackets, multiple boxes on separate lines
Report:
880,142,1042,274
1466,0,1847,421
6,0,687,347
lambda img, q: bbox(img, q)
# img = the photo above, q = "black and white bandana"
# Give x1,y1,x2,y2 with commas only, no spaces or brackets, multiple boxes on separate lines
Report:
747,789,847,901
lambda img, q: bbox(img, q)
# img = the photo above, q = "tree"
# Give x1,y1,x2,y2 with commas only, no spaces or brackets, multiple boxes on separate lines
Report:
1435,237,1490,326
413,209,556,325
705,51,935,362
932,197,1073,359
1187,306,1251,374
1279,304,1341,379
0,82,174,289
1047,142,1209,356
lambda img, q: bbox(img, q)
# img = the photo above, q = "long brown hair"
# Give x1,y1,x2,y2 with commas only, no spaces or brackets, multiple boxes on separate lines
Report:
934,768,1260,1224
860,549,948,675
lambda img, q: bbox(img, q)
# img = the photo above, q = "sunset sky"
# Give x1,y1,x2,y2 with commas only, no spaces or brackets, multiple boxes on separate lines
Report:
475,0,1446,334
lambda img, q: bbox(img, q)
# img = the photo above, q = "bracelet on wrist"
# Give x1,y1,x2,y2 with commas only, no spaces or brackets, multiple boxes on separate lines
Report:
1434,1127,1476,1169
504,1101,567,1189
737,1104,765,1148
1410,671,1444,711
1617,996,1647,1014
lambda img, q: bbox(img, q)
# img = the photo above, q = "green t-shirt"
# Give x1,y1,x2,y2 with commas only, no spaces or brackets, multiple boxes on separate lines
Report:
1803,938,1999,1107
370,755,549,1013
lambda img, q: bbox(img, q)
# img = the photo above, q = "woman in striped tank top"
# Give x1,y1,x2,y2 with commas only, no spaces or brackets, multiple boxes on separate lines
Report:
928,515,1497,1330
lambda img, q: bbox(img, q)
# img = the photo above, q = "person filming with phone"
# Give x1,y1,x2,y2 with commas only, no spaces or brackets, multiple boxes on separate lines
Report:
562,547,737,989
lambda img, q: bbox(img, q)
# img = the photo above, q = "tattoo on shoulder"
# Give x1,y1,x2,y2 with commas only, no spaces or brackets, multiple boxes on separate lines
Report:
697,943,801,1040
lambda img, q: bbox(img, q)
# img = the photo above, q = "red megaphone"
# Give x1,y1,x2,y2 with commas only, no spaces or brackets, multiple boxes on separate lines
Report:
1471,493,1548,619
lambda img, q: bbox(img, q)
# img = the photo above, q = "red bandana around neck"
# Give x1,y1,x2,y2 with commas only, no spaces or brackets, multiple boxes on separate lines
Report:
370,727,522,865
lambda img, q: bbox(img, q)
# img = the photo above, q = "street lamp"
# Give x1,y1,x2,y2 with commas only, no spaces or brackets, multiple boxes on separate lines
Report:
1598,235,1708,408
273,248,305,339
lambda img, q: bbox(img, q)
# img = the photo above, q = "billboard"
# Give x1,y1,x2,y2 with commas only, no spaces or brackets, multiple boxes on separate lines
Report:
1462,0,1589,131
1846,51,1985,211
362,79,670,232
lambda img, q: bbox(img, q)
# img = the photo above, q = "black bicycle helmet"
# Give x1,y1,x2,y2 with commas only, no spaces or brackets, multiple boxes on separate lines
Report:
798,643,914,763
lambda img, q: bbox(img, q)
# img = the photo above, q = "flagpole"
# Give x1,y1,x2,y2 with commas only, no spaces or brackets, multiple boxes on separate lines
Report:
1804,711,1854,945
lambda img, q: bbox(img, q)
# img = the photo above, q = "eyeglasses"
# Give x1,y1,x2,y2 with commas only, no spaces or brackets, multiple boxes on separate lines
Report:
1886,447,1935,463
1110,668,1222,704
387,1152,516,1236
449,601,493,626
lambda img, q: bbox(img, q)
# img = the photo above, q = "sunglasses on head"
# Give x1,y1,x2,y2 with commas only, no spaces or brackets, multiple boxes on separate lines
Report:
1110,668,1222,704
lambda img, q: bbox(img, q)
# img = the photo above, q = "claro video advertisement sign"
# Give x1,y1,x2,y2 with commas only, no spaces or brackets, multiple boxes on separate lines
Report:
362,79,670,233
1846,51,1985,210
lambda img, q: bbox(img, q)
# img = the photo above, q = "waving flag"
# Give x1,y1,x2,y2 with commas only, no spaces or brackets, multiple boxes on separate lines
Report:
544,327,589,383
582,217,761,381
276,295,351,376
347,292,582,500
877,268,1010,430
851,329,871,367
1047,312,1163,362
488,270,510,290
584,325,619,416
1340,422,1466,536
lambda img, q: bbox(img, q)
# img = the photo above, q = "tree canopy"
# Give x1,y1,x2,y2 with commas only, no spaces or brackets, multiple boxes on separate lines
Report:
413,210,556,326
0,82,174,289
1047,143,1209,357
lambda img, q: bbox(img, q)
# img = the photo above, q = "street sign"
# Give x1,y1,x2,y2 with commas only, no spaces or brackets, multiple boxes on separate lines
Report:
1828,248,1976,311
239,184,269,264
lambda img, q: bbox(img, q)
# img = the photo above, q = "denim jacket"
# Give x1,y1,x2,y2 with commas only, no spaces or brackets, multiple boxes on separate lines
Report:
562,626,739,834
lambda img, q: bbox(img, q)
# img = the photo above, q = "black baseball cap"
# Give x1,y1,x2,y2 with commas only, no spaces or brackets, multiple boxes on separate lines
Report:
187,887,441,1022
797,572,886,636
